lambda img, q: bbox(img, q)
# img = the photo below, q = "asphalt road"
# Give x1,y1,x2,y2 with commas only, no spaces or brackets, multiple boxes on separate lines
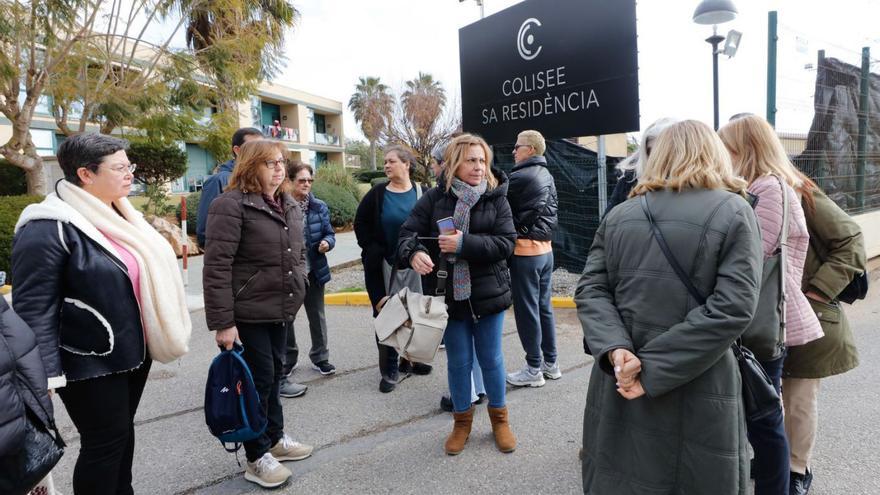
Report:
46,286,880,494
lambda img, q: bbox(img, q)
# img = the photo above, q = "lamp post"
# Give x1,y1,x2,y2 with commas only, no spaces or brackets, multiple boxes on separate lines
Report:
459,0,484,19
693,0,738,130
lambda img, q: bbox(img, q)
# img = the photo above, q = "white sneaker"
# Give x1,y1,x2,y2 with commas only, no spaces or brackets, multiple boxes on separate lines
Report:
270,433,313,461
541,361,563,380
506,365,546,387
244,452,291,488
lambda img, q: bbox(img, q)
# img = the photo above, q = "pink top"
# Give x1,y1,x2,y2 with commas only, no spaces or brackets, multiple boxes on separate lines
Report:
103,233,142,306
749,176,823,347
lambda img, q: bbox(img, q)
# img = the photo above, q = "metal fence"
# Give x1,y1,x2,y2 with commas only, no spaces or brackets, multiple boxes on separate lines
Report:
769,12,880,214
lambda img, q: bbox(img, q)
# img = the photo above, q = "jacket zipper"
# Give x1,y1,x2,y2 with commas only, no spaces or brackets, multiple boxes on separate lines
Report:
468,298,480,323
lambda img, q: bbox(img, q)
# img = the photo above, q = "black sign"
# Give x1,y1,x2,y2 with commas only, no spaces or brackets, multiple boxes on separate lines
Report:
459,0,639,144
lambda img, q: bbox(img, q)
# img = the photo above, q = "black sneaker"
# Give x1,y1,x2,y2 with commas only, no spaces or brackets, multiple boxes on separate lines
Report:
281,362,298,378
440,394,453,412
379,378,396,393
311,361,336,376
790,469,813,495
473,393,486,405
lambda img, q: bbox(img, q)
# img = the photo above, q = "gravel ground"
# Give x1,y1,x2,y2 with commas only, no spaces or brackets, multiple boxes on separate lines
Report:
326,264,582,297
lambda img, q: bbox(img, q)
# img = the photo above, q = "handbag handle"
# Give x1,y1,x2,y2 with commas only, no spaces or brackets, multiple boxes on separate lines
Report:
386,254,448,297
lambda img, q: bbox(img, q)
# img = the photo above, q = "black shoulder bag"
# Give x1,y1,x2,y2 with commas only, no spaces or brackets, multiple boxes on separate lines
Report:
639,194,781,422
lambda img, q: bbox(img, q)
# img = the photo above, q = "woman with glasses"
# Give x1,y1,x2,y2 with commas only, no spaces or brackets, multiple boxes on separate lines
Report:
278,161,337,400
11,133,191,495
203,140,313,488
354,144,432,393
398,133,518,455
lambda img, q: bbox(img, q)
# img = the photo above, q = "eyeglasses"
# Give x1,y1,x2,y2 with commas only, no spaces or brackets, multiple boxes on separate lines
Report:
296,178,314,184
264,159,286,169
103,163,137,174
513,144,532,151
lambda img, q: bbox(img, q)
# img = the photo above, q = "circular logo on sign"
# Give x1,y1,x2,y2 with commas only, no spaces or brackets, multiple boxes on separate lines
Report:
517,18,543,61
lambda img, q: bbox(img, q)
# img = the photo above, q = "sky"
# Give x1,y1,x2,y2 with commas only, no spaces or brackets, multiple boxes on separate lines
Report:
270,0,880,142
142,0,880,142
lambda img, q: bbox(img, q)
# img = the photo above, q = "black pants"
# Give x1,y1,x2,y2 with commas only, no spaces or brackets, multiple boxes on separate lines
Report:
375,334,401,382
58,359,152,495
237,321,287,462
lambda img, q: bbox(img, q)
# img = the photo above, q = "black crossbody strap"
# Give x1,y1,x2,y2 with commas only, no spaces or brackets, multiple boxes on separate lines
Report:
639,194,707,305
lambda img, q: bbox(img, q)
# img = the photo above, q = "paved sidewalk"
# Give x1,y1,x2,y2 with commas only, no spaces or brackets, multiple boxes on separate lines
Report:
180,231,360,311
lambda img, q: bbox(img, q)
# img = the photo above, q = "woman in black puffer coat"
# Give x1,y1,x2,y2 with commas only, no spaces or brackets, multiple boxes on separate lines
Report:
0,297,58,491
397,134,517,456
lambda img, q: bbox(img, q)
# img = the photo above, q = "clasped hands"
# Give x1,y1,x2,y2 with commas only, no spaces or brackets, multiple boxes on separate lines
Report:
610,348,645,400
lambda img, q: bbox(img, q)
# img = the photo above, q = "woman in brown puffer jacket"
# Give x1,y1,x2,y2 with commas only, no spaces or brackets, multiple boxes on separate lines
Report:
203,139,312,489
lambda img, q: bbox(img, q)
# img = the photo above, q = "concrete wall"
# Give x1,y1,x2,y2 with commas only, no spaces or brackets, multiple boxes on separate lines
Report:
853,210,880,259
577,133,628,158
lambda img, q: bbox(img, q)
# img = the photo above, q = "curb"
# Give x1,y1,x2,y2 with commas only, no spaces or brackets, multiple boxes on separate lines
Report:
324,291,576,308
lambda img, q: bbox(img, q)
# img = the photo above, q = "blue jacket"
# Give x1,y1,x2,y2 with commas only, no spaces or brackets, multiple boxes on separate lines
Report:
304,193,335,286
197,159,235,248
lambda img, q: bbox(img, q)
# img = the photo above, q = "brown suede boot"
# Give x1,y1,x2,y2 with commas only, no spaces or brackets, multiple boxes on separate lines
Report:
488,406,516,453
444,406,474,455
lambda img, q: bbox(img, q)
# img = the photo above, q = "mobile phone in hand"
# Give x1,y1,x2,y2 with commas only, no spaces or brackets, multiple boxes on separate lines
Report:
437,216,456,235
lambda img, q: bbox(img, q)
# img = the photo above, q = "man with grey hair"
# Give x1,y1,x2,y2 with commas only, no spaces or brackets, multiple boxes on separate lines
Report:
506,130,560,388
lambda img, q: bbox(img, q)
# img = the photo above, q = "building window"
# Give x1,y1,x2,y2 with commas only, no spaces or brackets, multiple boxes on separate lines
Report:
316,152,328,167
314,114,326,134
31,129,54,156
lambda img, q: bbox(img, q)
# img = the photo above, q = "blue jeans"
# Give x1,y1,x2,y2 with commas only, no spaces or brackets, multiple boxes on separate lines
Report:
445,312,506,413
510,252,557,368
747,353,789,495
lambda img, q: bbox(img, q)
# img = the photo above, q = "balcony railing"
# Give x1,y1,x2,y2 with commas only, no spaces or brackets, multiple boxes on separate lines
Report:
263,125,299,142
313,132,340,146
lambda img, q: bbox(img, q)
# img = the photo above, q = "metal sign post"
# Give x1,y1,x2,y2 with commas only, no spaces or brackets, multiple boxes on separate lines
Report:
597,135,608,219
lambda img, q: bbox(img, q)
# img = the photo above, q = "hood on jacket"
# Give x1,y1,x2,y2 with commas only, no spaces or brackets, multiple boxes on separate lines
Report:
512,155,548,172
436,166,509,198
217,159,235,174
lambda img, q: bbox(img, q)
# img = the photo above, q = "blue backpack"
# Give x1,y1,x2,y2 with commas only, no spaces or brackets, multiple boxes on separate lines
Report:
204,344,267,453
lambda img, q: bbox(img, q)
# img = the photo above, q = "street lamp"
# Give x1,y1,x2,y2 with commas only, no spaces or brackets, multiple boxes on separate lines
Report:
459,0,484,19
693,0,738,130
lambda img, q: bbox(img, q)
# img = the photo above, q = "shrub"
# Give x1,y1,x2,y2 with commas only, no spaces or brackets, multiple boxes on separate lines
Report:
0,160,27,196
353,169,386,183
175,191,201,235
316,163,360,201
312,182,358,227
127,141,188,216
0,195,43,284
370,177,388,187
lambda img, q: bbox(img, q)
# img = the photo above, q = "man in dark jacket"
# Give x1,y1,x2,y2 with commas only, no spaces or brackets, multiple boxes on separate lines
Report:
196,127,264,247
505,130,561,388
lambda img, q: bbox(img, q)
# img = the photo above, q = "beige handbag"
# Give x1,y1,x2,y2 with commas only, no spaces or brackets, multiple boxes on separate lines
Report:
374,259,448,364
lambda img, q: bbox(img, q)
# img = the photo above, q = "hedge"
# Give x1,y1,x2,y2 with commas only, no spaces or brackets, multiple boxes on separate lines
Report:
0,195,43,284
353,170,386,184
312,182,358,227
316,165,360,202
175,191,201,235
0,160,28,196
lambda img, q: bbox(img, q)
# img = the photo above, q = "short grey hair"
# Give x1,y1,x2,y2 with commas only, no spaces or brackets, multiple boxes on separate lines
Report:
618,117,678,176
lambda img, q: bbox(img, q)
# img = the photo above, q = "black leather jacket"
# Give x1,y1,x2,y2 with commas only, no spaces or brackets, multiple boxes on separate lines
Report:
507,156,558,241
12,196,146,385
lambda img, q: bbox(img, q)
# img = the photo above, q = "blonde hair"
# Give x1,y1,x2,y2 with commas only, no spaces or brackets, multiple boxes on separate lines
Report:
631,120,748,197
718,114,805,190
517,130,546,156
443,134,497,192
227,139,289,197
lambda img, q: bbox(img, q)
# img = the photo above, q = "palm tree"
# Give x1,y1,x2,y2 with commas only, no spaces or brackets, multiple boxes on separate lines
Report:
175,0,298,107
401,72,446,124
348,76,394,171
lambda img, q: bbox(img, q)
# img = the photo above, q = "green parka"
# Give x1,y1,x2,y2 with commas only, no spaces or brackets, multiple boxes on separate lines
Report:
783,189,866,378
576,189,763,495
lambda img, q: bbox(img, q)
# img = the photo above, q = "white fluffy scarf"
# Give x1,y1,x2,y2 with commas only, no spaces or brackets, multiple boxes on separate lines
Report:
21,181,191,363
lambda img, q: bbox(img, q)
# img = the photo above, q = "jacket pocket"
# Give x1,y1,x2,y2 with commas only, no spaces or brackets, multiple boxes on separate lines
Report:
493,263,511,288
59,298,114,356
810,299,841,325
234,270,261,300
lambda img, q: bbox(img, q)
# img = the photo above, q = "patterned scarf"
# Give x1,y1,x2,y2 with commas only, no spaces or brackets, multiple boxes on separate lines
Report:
450,177,487,301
